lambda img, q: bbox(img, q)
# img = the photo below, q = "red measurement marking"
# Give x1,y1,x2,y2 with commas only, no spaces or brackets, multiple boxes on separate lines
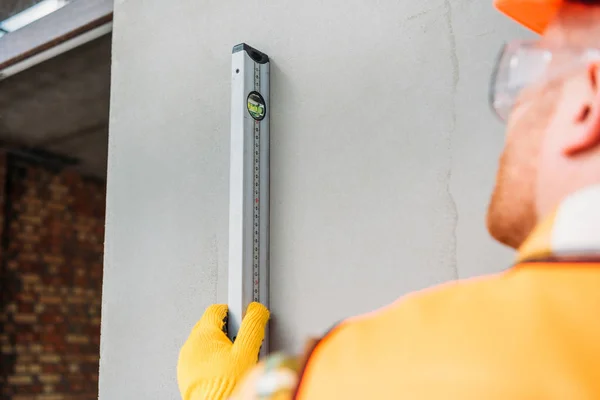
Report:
255,198,259,203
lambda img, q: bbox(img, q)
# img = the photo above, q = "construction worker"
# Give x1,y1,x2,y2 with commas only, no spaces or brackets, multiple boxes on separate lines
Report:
178,0,600,398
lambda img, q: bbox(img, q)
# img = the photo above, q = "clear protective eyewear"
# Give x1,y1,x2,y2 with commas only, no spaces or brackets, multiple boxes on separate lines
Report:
489,41,600,121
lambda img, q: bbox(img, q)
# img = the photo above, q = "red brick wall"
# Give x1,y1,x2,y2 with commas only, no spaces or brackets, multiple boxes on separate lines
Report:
0,153,106,400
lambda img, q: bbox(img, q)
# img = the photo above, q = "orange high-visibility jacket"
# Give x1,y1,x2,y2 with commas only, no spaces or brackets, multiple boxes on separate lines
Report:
296,264,600,399
231,185,600,399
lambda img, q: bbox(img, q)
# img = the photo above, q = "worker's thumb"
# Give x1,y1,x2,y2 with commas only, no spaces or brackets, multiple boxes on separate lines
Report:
233,302,270,361
193,304,229,336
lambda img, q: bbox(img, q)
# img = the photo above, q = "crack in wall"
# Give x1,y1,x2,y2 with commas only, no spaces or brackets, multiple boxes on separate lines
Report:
406,7,435,21
444,0,459,280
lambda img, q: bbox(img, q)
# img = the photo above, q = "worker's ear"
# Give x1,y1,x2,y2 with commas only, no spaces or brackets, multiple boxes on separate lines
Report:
563,63,600,156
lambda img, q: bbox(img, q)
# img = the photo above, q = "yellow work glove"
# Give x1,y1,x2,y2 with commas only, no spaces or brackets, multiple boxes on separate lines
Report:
177,302,270,400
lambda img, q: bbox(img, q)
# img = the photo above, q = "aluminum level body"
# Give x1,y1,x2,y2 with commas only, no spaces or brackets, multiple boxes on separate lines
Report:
228,43,270,356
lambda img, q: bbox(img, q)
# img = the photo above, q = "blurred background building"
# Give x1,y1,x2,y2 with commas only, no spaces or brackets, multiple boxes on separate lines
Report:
0,0,111,398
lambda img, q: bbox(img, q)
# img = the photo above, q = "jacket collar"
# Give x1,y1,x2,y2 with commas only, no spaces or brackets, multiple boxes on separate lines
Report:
517,184,600,263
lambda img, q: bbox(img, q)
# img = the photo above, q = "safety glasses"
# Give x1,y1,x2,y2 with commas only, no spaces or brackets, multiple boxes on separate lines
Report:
489,40,600,121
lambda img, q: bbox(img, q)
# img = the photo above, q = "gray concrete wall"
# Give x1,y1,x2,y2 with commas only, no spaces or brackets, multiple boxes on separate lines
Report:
99,1,532,398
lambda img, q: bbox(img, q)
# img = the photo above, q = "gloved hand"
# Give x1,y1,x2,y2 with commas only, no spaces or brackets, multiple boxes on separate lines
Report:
177,302,270,400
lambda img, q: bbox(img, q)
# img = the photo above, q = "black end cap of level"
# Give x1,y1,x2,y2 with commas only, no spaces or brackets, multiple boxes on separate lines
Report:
232,43,269,64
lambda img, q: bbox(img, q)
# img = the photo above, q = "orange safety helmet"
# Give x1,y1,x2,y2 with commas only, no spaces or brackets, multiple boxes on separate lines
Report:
495,0,562,33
